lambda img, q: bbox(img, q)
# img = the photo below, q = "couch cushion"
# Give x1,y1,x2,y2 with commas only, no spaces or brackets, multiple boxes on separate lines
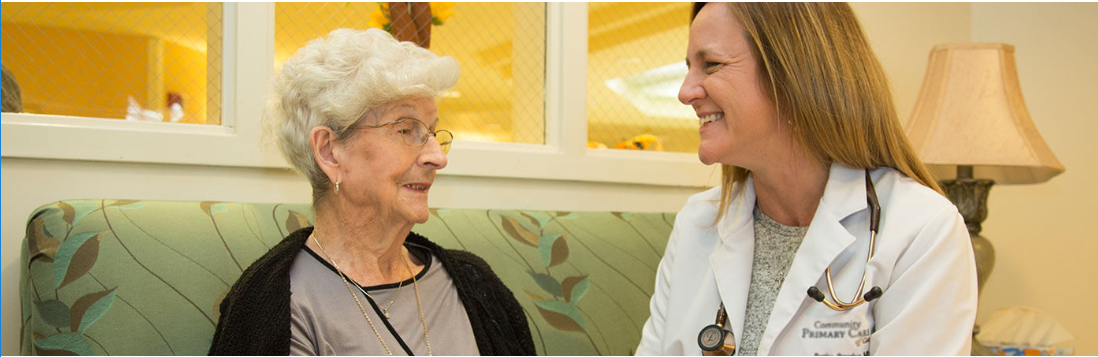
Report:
21,199,674,355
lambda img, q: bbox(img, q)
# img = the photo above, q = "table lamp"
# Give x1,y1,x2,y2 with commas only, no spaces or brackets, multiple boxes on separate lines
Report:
904,43,1065,355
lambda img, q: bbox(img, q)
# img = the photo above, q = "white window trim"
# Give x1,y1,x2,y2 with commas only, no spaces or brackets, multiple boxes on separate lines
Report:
0,3,719,188
0,3,284,168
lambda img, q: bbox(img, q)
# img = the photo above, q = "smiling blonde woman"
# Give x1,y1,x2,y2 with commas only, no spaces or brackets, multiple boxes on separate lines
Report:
637,3,977,355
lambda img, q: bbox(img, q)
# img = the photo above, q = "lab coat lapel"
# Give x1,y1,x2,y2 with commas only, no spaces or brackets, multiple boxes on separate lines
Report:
710,177,757,346
756,164,868,356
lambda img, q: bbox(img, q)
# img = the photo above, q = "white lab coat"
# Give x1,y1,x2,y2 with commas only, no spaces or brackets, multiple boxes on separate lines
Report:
636,164,977,355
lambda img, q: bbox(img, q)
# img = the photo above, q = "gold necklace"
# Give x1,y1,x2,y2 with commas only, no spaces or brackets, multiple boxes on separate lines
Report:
311,233,432,356
350,273,405,318
311,233,391,355
405,253,433,356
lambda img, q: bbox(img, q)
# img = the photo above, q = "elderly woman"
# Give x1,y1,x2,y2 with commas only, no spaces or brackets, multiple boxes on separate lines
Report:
636,3,977,356
209,28,535,356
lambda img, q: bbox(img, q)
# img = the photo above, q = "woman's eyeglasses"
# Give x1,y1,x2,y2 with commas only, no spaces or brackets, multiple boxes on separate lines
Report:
352,117,453,154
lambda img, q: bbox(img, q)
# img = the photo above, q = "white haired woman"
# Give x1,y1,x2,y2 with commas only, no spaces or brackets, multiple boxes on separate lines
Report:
209,28,535,356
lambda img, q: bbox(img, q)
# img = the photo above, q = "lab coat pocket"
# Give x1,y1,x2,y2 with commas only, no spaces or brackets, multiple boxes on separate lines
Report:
787,303,872,356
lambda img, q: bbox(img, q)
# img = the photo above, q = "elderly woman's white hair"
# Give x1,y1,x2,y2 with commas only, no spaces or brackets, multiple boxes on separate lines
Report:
264,28,459,203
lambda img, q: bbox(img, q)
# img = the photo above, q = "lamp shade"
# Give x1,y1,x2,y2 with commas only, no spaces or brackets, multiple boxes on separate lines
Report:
905,43,1064,184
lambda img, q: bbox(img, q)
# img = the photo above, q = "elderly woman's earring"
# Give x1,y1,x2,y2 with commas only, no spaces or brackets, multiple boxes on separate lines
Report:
335,175,342,194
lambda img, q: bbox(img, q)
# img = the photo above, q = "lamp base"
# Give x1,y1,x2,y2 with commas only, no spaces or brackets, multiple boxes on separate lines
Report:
939,178,996,356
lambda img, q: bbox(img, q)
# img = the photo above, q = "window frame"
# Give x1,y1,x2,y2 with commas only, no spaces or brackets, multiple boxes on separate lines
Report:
0,3,717,188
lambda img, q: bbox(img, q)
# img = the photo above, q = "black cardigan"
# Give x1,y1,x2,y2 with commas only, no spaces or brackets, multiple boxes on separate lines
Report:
209,227,536,355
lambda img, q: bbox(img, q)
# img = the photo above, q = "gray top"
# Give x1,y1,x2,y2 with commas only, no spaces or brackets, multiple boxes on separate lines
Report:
738,206,810,356
288,243,479,356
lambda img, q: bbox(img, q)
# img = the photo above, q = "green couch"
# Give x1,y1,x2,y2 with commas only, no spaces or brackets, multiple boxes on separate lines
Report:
20,199,674,355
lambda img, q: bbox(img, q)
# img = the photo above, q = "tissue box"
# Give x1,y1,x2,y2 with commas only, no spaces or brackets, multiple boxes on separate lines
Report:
986,345,1074,356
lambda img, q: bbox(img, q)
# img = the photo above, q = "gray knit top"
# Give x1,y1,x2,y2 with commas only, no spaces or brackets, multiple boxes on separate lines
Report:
738,206,810,355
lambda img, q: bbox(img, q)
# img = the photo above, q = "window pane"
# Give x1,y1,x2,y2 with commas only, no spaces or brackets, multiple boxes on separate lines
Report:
274,3,546,145
587,2,693,153
1,3,223,125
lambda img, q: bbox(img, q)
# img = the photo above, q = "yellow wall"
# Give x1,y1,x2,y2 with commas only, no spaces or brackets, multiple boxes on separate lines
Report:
972,3,1098,353
2,23,148,118
586,3,696,152
2,2,215,124
273,3,545,144
163,40,207,124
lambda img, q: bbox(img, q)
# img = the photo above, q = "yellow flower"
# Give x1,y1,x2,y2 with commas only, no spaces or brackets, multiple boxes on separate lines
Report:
367,5,390,30
632,133,663,151
430,2,456,23
615,133,664,151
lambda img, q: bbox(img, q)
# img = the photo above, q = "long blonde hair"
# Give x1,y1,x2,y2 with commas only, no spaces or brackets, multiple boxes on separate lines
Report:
690,2,943,219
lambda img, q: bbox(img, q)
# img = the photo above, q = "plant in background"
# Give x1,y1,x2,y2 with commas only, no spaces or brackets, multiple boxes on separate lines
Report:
367,2,455,48
429,2,456,25
615,133,664,151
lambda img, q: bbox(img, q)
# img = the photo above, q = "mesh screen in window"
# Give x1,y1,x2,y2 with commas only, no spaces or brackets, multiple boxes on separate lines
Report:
275,3,546,145
1,3,223,125
587,2,694,153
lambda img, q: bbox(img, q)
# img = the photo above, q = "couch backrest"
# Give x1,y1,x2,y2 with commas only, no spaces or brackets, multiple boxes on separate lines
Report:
20,199,674,355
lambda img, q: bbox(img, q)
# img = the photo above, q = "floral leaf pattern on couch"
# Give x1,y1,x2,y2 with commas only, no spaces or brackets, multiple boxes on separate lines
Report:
501,216,539,247
22,200,304,355
284,210,310,234
27,218,61,263
22,200,673,355
493,210,602,349
53,231,105,289
538,233,569,268
34,299,71,329
33,332,93,356
419,209,674,355
561,275,590,303
70,289,117,334
533,300,587,332
23,201,124,356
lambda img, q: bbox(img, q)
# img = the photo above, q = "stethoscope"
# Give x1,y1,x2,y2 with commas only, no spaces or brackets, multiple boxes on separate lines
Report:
698,169,884,355
698,303,736,356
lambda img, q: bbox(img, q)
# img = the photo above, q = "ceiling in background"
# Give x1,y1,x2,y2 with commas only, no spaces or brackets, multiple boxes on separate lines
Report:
2,2,213,52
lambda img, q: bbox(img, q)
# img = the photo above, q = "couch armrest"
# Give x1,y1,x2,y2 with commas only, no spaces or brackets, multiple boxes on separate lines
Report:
20,200,312,355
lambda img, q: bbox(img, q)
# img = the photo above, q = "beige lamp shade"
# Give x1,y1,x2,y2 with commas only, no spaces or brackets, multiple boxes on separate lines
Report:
905,43,1064,184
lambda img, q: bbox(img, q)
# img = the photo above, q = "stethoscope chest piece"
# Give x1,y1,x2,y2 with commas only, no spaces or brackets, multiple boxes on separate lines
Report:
699,303,736,356
698,324,735,355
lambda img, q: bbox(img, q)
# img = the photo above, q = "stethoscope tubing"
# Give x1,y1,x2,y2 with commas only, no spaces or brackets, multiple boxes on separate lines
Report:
809,169,884,311
700,169,886,354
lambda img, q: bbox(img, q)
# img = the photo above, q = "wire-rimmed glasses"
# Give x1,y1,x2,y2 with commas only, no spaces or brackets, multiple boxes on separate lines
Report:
352,117,453,154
